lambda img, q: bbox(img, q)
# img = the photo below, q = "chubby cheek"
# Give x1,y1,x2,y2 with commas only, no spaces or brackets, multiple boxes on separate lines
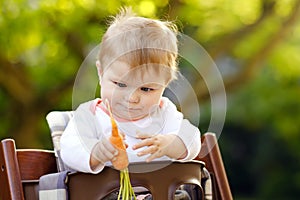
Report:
143,93,162,111
100,85,123,105
100,83,113,102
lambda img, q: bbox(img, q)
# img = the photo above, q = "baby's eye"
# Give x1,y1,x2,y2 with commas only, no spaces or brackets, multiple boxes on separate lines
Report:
114,81,127,88
140,87,153,92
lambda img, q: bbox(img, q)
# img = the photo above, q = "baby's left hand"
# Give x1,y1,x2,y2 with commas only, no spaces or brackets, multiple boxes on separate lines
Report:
132,132,177,162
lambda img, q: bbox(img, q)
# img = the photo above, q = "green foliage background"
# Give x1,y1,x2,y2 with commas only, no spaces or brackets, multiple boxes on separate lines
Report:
1,0,300,199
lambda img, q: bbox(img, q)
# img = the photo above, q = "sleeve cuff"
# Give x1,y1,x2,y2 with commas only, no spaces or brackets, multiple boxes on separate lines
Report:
176,119,201,160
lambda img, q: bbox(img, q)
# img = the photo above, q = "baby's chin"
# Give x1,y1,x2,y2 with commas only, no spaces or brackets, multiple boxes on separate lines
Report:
115,112,148,121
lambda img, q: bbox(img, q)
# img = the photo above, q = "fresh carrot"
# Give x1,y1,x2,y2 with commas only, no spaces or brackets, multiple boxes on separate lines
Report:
106,100,129,170
108,109,129,170
105,100,136,200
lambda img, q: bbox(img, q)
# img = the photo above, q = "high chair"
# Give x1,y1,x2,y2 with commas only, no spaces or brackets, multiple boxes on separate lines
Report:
0,110,232,200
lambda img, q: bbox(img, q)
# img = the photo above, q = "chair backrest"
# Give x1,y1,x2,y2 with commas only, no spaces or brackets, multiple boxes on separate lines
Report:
197,133,233,200
46,111,74,172
0,139,57,200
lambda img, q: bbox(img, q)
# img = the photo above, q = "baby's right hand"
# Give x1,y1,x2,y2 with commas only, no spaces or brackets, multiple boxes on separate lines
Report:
91,137,118,165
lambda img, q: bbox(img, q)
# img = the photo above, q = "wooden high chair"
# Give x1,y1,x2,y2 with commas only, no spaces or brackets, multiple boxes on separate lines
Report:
0,111,233,200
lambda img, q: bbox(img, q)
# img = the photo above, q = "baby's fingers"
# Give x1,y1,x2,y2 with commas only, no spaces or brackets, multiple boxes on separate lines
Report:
135,131,154,139
132,137,154,150
136,146,158,157
145,152,162,162
93,140,117,163
102,137,117,154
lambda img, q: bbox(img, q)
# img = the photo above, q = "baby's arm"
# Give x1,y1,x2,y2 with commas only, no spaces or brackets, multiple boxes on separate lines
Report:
132,119,200,162
174,119,201,161
132,98,201,162
60,101,117,173
60,114,100,173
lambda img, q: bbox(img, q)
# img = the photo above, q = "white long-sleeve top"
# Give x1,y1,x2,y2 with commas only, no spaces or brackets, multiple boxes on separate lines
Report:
60,97,201,173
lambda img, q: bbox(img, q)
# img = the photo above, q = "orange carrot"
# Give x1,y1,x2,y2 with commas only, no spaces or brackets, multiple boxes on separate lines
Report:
106,100,129,170
105,100,136,200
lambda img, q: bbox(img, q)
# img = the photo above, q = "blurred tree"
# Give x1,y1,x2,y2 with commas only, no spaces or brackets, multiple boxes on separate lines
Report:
0,0,300,199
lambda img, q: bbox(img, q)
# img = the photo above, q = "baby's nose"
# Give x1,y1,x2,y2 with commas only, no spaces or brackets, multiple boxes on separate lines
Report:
127,90,140,103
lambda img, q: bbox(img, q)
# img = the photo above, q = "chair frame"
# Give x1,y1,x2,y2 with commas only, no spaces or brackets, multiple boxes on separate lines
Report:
0,133,232,200
68,160,204,199
196,132,233,200
0,139,57,200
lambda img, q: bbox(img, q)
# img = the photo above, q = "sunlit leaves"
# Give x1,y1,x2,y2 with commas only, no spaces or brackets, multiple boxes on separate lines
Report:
227,67,300,136
269,25,300,79
176,0,263,42
138,0,156,17
232,19,279,59
275,0,298,17
270,45,300,79
231,0,262,25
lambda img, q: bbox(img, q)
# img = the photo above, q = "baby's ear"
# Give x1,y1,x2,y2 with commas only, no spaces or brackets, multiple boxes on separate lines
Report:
96,60,103,79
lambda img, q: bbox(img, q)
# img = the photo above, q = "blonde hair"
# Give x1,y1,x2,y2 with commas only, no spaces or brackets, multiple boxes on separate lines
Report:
98,7,179,82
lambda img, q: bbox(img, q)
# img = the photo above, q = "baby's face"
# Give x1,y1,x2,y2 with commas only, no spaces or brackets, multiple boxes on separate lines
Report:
100,61,170,121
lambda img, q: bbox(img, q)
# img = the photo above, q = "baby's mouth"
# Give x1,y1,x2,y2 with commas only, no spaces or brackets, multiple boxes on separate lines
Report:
127,107,141,111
